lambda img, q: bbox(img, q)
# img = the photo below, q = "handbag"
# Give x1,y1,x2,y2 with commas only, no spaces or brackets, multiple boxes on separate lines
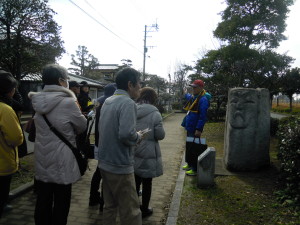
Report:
24,118,36,142
186,137,208,169
86,143,95,159
18,135,28,157
42,115,88,176
17,118,27,157
76,116,95,159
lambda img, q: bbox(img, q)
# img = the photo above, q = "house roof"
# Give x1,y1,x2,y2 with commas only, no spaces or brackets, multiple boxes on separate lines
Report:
21,73,105,89
68,73,105,88
21,73,42,81
98,64,119,70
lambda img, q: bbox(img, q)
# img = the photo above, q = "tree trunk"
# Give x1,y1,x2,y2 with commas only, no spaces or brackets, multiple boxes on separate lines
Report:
269,94,273,108
15,31,22,81
289,95,293,112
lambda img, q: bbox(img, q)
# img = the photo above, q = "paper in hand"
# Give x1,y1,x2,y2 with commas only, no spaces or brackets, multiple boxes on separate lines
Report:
140,128,151,135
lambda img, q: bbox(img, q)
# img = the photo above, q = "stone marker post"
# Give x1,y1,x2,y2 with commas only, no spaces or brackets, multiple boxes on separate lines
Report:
197,147,216,188
224,88,270,171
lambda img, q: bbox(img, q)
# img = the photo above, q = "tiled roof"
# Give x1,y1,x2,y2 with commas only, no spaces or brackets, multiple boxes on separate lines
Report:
21,73,42,81
21,73,105,88
98,64,119,70
68,73,105,88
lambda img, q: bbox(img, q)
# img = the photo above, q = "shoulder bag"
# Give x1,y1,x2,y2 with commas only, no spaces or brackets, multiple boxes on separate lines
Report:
24,118,36,142
42,114,88,176
186,137,208,170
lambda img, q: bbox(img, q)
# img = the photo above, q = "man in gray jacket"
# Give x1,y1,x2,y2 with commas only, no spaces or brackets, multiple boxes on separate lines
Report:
98,67,143,225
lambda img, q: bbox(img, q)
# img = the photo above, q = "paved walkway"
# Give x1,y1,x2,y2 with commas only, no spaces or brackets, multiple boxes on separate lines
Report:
0,113,186,225
270,112,289,119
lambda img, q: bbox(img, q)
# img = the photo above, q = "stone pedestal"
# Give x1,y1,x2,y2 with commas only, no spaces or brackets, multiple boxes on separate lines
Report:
224,88,270,171
197,147,216,188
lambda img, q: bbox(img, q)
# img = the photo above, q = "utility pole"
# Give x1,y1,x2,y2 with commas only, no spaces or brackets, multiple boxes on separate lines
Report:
143,22,159,81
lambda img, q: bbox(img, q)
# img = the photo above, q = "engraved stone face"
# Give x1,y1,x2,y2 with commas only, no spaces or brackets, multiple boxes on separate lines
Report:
224,88,270,171
228,90,258,129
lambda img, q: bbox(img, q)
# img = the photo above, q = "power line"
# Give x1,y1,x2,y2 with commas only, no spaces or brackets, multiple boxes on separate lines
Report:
209,32,217,50
83,0,133,49
84,0,116,30
68,0,143,55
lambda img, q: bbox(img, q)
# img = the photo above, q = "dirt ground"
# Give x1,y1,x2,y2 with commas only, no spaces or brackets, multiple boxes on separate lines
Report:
11,153,35,190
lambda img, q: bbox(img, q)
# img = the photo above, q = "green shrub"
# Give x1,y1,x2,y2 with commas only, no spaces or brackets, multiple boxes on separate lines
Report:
276,116,300,208
172,102,182,110
272,108,300,115
291,109,300,115
207,107,226,122
156,103,165,114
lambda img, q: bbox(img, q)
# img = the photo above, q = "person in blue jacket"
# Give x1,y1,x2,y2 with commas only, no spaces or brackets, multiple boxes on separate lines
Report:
89,83,116,210
181,79,211,176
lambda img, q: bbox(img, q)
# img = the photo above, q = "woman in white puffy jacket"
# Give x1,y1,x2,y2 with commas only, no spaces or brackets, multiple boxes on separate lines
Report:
134,87,165,218
29,64,86,225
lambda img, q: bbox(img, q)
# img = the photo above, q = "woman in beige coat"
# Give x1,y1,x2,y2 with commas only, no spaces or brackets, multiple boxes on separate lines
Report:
29,64,86,225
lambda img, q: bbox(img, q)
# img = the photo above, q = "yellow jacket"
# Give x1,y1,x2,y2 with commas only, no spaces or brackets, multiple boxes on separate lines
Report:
0,102,23,176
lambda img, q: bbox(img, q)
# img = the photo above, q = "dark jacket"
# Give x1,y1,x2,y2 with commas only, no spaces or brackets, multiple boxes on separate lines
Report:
78,92,92,113
95,83,116,148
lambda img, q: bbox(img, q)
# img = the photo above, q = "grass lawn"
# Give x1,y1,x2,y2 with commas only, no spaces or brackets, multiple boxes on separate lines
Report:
272,102,300,115
177,121,300,225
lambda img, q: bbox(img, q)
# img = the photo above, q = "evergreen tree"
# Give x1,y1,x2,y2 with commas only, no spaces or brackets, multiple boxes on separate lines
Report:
280,67,300,111
68,45,100,77
214,0,294,48
196,0,294,98
0,0,65,81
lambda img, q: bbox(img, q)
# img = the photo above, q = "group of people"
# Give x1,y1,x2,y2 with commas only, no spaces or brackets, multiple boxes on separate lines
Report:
0,63,209,225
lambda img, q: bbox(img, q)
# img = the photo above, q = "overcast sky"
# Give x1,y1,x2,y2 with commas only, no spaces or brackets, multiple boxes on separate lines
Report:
49,0,300,80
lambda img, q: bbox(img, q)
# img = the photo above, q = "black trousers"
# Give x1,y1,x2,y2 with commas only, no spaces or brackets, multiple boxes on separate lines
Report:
0,175,12,218
135,175,152,209
89,166,102,201
34,180,72,225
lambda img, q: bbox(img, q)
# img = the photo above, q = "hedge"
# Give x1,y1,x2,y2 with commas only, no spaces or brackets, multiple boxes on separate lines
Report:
276,116,300,208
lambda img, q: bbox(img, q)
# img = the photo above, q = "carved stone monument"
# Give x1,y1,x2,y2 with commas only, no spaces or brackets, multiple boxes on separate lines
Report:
224,88,270,171
197,147,216,188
